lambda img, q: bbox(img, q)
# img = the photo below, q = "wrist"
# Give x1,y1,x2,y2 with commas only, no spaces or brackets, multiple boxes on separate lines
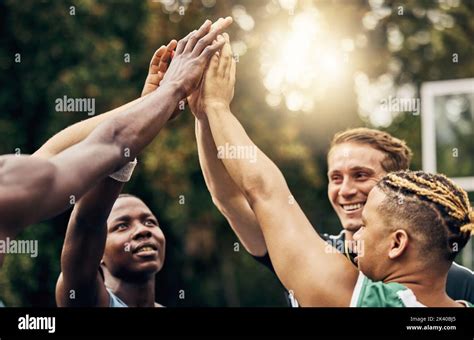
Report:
159,81,185,102
206,101,230,115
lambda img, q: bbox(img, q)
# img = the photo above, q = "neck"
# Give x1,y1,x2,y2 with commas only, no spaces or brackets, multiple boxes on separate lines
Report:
384,264,460,307
344,230,354,241
104,270,157,307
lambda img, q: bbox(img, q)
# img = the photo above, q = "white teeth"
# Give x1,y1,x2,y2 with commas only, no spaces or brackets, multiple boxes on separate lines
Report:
342,203,363,211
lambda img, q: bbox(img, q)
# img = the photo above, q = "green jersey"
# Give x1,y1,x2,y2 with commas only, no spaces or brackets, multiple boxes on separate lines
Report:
350,272,473,307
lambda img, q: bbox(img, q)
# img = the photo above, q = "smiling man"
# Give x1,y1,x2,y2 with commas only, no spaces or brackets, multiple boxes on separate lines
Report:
324,128,412,258
56,187,166,307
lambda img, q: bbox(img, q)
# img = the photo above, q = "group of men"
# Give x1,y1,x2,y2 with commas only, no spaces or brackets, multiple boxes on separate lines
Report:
0,17,473,307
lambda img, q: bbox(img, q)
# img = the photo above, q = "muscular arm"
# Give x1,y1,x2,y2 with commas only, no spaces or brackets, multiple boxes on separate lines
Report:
0,18,232,236
34,41,178,160
202,36,358,306
33,96,146,159
195,116,266,256
0,81,179,235
56,177,123,307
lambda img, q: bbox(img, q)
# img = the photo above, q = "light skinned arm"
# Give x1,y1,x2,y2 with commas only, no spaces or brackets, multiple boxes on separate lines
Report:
179,23,266,257
202,35,359,306
142,22,266,256
194,116,267,256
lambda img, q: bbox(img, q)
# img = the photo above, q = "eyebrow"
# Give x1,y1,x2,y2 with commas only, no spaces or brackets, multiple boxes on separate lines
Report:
327,166,375,176
112,213,157,222
112,215,130,223
349,166,375,173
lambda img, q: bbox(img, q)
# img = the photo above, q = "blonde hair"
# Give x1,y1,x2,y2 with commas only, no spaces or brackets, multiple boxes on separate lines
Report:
329,128,413,172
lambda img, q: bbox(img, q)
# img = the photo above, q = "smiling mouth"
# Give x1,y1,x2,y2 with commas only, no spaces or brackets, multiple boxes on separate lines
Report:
133,244,158,255
340,203,364,212
136,246,156,253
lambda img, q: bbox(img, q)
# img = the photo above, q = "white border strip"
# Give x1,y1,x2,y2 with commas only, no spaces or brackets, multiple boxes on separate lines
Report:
421,78,474,191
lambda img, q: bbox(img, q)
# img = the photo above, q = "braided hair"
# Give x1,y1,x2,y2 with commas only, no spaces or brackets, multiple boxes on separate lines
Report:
376,170,473,262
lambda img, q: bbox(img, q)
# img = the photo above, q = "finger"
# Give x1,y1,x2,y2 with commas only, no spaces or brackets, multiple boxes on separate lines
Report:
149,46,167,70
146,72,164,86
184,20,212,53
230,56,236,84
160,40,177,67
211,16,233,33
218,34,232,76
175,30,195,55
201,37,226,61
210,17,225,32
208,52,220,75
224,34,235,79
193,17,233,56
167,39,178,52
158,49,173,72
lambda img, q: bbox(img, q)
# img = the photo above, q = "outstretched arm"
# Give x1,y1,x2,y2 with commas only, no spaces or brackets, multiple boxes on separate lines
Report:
202,35,358,306
193,113,266,256
56,41,175,307
34,41,178,160
56,177,124,307
141,22,266,256
0,18,233,237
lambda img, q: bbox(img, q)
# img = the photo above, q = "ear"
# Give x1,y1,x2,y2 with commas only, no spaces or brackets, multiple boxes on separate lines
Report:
388,229,408,259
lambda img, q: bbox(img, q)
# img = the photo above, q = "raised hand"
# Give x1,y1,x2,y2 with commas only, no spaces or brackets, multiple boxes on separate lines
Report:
142,40,178,97
160,17,233,99
190,33,235,119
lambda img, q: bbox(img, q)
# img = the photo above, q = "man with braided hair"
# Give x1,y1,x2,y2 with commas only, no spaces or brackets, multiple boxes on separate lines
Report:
193,36,473,306
350,171,473,307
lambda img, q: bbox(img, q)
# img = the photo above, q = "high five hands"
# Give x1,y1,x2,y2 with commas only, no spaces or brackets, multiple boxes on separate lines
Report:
141,17,235,120
188,32,236,120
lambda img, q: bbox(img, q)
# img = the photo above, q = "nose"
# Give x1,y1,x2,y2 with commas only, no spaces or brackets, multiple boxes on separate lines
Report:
338,177,357,198
132,223,152,240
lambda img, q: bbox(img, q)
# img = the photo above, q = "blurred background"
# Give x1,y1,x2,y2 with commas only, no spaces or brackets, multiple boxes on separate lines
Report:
0,0,473,306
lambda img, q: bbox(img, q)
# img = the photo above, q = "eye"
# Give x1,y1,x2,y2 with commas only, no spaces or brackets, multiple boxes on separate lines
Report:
330,175,342,183
355,172,369,180
115,223,128,231
144,219,157,227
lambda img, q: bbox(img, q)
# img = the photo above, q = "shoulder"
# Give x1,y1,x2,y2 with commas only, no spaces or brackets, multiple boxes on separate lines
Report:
350,272,423,307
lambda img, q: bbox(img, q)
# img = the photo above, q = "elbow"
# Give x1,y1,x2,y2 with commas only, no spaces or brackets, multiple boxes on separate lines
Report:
211,194,239,219
242,170,284,208
86,117,131,158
